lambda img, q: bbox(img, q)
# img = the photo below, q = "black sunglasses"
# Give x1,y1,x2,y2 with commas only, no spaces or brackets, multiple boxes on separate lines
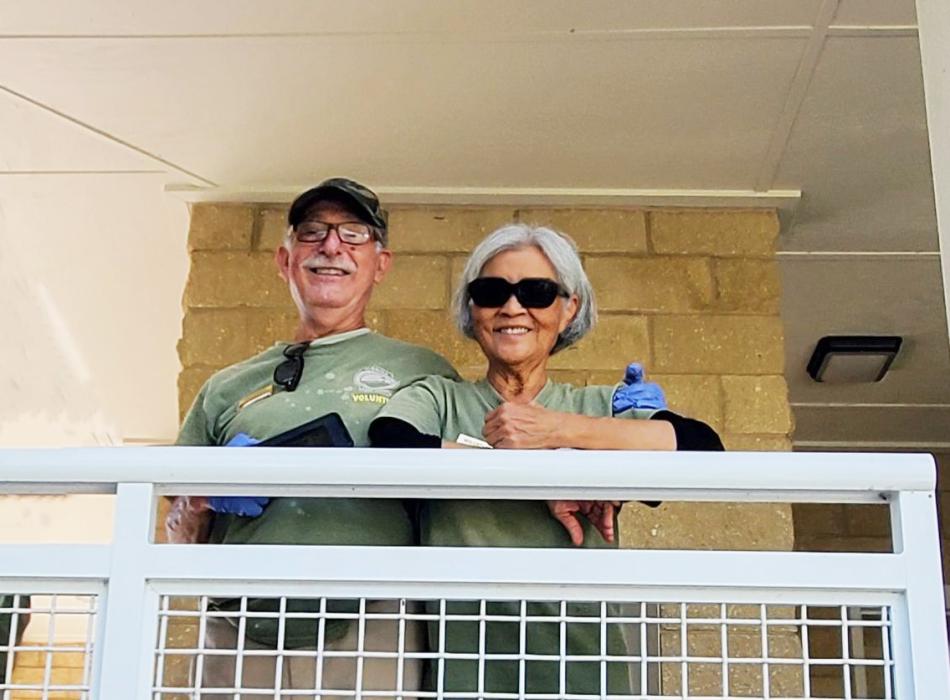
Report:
273,342,309,392
467,277,568,309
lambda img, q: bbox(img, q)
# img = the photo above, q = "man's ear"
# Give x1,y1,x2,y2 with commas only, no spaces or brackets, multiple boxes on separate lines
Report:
559,294,579,334
275,245,290,283
373,249,393,284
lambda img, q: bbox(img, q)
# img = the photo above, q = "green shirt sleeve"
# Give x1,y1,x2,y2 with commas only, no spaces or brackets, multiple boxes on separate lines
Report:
376,377,447,439
176,381,216,446
428,354,461,382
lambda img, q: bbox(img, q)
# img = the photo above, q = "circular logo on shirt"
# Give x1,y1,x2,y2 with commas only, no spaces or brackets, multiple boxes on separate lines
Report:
353,366,399,396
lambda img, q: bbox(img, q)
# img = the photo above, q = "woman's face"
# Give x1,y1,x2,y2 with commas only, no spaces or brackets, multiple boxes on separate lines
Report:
470,246,579,369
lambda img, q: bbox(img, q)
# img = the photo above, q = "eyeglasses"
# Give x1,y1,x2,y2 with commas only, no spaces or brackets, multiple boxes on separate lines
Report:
292,220,378,246
467,277,568,309
273,342,309,392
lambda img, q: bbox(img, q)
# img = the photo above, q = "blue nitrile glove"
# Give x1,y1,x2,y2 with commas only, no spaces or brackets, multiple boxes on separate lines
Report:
226,432,261,447
207,433,269,517
611,363,668,414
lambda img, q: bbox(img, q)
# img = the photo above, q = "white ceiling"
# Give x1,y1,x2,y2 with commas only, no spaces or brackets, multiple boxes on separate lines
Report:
775,36,938,252
0,1,828,35
0,0,946,448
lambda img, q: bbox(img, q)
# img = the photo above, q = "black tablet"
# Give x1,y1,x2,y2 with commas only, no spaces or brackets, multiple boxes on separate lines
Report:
254,413,354,448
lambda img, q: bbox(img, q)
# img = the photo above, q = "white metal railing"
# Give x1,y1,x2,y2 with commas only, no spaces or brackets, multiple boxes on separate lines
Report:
0,447,946,699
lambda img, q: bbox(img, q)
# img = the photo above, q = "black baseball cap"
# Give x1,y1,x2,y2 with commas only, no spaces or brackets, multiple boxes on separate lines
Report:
288,177,388,244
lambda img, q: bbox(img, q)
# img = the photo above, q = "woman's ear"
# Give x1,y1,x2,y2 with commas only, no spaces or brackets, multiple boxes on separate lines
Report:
558,294,580,334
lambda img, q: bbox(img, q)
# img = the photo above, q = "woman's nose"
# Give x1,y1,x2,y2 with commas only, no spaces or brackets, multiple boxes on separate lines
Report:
499,293,526,314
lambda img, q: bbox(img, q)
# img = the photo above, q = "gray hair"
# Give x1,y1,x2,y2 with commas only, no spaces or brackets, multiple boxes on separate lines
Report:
452,224,597,354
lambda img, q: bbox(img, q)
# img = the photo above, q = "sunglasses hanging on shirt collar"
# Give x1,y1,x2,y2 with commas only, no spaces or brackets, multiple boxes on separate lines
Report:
273,342,309,392
467,277,569,309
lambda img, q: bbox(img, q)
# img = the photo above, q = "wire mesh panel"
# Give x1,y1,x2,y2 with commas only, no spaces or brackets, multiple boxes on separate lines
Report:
151,595,894,699
0,593,98,700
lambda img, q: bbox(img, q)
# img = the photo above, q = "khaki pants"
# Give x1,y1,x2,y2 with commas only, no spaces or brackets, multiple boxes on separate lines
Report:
195,601,424,699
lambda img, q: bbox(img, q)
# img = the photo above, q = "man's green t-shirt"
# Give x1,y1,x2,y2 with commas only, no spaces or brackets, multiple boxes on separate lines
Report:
374,376,655,696
177,329,458,646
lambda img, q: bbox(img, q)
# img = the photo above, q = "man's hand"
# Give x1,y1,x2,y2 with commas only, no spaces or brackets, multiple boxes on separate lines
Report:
546,500,620,546
165,496,213,544
204,433,270,517
482,402,566,449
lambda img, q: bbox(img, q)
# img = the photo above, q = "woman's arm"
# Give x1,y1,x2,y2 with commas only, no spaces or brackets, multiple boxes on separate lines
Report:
481,403,723,451
481,403,672,449
368,417,441,447
651,410,725,451
559,413,676,450
481,399,725,452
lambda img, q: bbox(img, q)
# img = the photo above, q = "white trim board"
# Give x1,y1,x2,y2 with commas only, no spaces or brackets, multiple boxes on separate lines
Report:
165,185,801,210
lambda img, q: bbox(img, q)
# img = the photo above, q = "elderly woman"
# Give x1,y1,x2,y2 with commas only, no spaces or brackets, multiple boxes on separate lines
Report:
369,224,722,695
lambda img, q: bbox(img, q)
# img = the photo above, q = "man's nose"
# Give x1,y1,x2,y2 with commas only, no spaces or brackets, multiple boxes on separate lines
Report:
316,228,344,254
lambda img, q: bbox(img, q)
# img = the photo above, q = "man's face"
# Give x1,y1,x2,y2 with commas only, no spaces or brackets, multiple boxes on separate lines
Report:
276,201,391,321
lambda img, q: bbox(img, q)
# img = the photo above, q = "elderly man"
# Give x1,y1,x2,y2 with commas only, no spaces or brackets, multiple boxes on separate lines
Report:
167,178,457,698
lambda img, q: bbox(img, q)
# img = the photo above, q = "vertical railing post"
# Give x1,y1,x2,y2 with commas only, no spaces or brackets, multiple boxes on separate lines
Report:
93,483,160,698
889,488,950,698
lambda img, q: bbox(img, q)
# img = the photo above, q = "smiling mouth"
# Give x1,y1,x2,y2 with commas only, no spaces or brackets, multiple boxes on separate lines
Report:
495,327,531,335
306,266,351,276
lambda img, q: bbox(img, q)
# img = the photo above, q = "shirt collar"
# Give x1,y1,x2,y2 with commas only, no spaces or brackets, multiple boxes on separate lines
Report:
307,327,371,347
475,377,555,407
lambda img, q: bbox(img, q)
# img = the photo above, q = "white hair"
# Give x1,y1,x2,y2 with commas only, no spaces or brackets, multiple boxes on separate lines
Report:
452,224,597,354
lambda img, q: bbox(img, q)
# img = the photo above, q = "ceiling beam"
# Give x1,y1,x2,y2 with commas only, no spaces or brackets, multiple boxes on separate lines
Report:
0,84,216,187
754,0,839,192
165,184,801,210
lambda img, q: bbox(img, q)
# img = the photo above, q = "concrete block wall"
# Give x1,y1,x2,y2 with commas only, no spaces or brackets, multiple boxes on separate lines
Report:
177,203,799,553
171,202,804,695
179,204,793,457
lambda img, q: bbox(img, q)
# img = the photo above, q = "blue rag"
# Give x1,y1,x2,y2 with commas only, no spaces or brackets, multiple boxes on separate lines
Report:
611,363,667,414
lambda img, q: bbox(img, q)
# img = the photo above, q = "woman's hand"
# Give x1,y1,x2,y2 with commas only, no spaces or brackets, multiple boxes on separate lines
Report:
482,402,568,449
547,500,621,546
165,496,213,544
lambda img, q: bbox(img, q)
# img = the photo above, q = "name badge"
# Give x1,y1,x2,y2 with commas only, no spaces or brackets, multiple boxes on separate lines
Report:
237,386,274,411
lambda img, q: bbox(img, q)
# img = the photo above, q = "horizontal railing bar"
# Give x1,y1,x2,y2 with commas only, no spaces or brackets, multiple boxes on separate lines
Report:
0,580,105,595
0,448,935,499
148,579,902,608
0,485,898,504
155,487,894,504
0,544,111,582
137,546,908,594
149,610,887,625
144,649,895,664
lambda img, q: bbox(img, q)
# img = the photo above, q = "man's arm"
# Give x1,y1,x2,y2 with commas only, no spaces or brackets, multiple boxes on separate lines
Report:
167,383,216,543
166,496,214,544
